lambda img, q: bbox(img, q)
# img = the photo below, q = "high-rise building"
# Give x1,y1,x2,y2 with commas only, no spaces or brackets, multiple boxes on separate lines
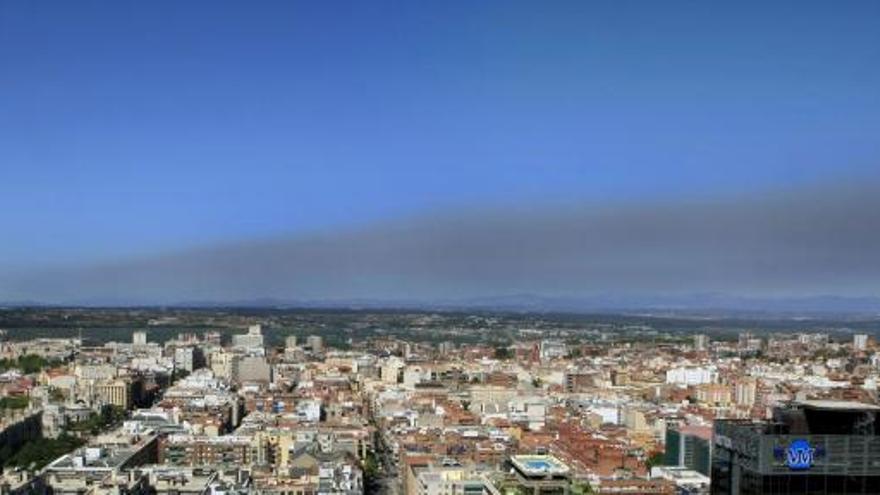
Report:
665,424,713,476
539,339,568,360
133,331,147,346
694,334,710,351
735,378,758,408
96,378,132,409
711,400,880,494
174,347,195,373
232,324,264,351
285,335,298,350
696,384,733,407
234,356,271,383
666,366,717,386
854,334,870,351
306,335,323,353
210,349,236,381
738,332,763,353
203,331,222,346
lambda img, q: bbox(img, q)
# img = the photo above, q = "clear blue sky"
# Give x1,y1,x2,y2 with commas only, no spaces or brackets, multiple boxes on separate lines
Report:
1,1,879,272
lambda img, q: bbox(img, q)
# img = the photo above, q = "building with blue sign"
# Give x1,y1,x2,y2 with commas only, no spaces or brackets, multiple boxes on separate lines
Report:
711,400,880,494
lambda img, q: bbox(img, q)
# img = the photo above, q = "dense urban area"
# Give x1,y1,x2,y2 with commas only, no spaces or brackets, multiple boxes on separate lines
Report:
0,307,879,495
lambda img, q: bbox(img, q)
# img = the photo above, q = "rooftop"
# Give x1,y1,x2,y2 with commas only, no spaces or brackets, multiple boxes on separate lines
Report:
650,466,710,484
796,400,880,412
509,455,569,476
47,447,137,471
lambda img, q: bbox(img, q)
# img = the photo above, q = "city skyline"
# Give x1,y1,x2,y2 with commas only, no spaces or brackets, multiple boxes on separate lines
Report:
3,4,880,493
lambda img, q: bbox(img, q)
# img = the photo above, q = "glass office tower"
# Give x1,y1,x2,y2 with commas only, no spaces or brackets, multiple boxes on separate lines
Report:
711,400,880,494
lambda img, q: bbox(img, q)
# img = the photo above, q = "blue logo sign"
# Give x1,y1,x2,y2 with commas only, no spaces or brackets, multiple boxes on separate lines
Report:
774,439,823,471
785,440,814,470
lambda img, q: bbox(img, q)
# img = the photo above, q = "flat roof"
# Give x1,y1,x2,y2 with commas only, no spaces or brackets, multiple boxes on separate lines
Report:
796,400,880,412
651,466,710,483
47,449,136,471
510,455,569,476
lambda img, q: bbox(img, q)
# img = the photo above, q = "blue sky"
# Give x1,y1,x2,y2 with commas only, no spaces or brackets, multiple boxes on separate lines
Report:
1,2,880,302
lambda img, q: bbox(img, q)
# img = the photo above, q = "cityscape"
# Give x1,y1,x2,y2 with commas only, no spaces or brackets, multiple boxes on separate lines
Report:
2,2,880,495
0,308,878,494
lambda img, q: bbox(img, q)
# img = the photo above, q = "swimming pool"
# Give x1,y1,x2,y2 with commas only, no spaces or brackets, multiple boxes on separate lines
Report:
524,460,553,471
511,454,570,475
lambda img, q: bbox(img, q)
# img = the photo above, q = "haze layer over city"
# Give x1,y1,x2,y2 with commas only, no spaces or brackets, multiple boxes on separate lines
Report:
1,2,880,495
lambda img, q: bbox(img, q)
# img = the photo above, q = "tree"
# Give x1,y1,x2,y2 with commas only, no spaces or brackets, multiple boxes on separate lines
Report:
0,354,51,374
363,452,381,494
0,396,29,409
4,434,85,470
571,482,594,494
646,451,665,469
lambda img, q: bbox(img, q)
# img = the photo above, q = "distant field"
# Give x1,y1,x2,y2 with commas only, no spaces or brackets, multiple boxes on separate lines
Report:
0,307,878,347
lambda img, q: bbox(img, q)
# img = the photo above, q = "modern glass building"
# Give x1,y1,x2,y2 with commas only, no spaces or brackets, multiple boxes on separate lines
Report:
665,424,713,476
711,400,880,494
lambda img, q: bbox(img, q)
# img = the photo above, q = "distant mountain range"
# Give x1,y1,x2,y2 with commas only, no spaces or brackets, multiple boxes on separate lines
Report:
445,293,880,317
6,293,880,319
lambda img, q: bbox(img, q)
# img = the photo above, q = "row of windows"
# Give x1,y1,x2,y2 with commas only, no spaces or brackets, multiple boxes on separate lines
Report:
713,464,880,494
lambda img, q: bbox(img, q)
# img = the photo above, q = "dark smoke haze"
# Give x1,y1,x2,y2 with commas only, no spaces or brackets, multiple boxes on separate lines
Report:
3,183,880,310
